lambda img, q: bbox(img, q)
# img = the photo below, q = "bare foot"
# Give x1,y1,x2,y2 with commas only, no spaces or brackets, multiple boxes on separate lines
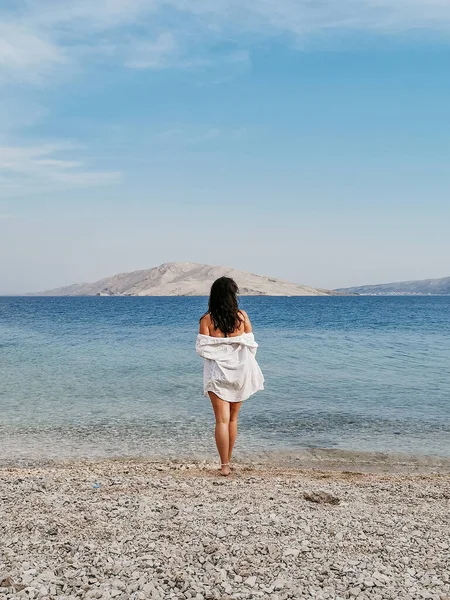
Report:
220,463,231,477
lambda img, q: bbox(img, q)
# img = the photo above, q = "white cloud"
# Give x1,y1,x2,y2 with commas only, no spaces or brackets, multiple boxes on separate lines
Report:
0,22,64,83
0,96,48,132
165,0,450,37
2,0,450,83
0,0,449,196
0,144,122,196
148,126,252,151
155,127,244,145
29,0,154,31
155,127,221,146
124,33,178,69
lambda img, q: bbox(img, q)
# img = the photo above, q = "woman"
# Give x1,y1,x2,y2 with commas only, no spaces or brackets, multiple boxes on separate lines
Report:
196,277,264,476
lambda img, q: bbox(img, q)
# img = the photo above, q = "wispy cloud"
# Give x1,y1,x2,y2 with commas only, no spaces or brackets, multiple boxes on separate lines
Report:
124,33,178,70
0,96,48,133
164,0,450,38
2,0,450,83
0,144,122,196
1,0,449,197
0,22,64,83
154,127,249,145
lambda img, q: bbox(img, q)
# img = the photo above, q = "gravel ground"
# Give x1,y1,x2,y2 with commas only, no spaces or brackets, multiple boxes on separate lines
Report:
1,459,449,600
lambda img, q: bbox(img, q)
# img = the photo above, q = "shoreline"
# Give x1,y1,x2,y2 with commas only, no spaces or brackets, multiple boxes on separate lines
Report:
1,446,450,473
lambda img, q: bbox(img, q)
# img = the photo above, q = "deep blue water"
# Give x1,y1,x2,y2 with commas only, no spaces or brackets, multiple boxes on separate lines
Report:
1,296,449,462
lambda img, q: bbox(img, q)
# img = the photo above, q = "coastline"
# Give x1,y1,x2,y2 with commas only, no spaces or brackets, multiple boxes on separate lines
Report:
1,457,450,599
1,446,450,473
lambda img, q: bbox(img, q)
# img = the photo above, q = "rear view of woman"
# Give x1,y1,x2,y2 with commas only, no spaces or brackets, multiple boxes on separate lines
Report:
196,277,264,476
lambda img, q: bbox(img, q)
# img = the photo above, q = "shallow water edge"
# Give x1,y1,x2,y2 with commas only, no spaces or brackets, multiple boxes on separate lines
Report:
2,447,450,474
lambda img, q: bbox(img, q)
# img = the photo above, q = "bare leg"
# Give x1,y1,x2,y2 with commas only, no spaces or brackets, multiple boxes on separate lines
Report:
209,392,231,476
228,402,243,463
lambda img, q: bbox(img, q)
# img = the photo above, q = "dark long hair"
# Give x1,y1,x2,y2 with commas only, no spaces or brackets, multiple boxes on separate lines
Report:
202,277,243,336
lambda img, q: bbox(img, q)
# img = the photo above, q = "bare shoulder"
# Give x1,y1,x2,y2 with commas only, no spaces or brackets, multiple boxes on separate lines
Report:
239,309,250,321
199,313,211,334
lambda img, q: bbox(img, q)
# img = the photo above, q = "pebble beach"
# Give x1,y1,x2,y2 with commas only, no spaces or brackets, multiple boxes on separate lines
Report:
1,458,450,600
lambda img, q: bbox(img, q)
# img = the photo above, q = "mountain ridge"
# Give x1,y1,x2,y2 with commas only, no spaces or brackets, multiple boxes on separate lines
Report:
29,262,340,297
336,275,450,296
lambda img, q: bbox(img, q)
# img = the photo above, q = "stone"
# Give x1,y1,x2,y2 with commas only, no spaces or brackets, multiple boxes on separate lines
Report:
303,491,340,505
142,583,154,595
21,574,34,586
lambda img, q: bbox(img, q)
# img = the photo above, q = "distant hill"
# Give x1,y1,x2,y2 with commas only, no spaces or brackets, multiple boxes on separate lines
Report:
30,262,341,297
336,276,450,296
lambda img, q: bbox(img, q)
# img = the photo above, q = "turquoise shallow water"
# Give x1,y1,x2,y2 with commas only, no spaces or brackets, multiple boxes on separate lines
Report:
1,296,449,463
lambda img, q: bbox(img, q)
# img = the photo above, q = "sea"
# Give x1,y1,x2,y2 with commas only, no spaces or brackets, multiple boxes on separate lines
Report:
1,296,449,464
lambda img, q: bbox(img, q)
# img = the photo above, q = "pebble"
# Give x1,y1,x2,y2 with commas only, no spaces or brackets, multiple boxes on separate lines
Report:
0,460,449,600
273,579,285,591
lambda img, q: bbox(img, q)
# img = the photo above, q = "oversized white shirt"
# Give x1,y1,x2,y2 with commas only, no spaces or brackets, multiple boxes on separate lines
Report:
196,332,264,402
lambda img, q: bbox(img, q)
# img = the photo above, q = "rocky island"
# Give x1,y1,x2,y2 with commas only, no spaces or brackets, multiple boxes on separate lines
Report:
31,262,341,297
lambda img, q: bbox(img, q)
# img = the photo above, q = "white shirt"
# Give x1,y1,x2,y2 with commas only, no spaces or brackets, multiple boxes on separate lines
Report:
196,332,265,402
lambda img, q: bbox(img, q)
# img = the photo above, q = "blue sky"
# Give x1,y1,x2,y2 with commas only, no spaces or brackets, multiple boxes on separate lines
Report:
1,0,450,293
